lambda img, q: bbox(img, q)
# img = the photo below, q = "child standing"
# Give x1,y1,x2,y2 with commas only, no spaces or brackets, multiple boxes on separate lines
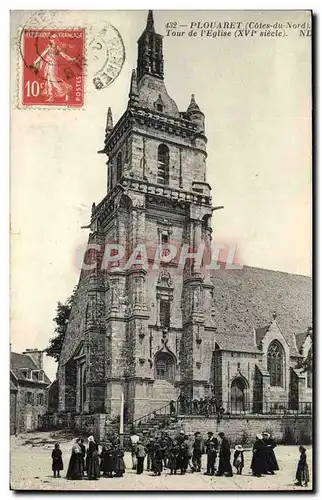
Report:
295,446,310,487
233,445,244,475
207,442,217,476
51,443,63,478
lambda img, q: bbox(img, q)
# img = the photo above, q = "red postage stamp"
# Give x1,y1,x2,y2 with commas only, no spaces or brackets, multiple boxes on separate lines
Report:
21,29,85,107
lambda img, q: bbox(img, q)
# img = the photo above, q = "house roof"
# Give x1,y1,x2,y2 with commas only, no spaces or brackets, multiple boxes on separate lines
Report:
10,352,51,384
211,265,312,356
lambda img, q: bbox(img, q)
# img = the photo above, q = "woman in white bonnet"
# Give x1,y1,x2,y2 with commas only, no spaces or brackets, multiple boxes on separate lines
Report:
86,435,100,480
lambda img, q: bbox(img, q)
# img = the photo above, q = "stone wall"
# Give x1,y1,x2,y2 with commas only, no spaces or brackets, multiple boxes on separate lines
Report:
176,415,312,445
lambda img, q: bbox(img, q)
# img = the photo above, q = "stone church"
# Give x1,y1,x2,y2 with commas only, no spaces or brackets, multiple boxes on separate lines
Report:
56,11,312,423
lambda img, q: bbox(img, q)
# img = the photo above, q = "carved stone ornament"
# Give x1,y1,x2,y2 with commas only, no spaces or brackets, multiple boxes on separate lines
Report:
157,268,173,287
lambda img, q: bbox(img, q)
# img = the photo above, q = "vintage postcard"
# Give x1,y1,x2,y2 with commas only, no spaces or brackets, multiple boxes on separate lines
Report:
10,10,312,491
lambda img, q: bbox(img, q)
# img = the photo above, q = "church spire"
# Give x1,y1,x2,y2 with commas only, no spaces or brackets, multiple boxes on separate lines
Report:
146,10,155,31
137,10,164,83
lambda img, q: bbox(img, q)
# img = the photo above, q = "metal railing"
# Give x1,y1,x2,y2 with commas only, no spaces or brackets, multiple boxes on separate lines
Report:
128,400,177,428
177,400,312,417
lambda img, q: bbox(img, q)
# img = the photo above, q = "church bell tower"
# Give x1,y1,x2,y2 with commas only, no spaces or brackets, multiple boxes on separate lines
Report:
90,10,216,420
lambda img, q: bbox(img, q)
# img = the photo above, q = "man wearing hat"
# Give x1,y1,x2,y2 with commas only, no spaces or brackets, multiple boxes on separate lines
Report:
192,432,204,472
233,445,245,475
204,432,219,475
176,429,186,445
263,432,279,474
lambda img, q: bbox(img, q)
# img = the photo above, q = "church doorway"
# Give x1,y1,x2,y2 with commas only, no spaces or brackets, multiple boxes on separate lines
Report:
230,377,248,413
155,352,175,384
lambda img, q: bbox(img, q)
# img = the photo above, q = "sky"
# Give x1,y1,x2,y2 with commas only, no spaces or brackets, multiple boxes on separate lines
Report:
10,10,312,380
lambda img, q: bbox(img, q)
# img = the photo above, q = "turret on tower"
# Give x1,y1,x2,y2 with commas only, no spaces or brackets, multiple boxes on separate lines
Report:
186,94,205,134
137,10,164,83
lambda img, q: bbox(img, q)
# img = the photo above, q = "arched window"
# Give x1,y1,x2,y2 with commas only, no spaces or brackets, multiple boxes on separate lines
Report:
267,340,284,387
116,152,122,183
157,144,169,185
155,352,175,384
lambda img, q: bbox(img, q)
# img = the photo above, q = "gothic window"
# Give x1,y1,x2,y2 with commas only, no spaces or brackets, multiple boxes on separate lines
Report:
116,152,123,183
155,352,175,383
267,340,284,387
157,144,169,185
160,299,171,328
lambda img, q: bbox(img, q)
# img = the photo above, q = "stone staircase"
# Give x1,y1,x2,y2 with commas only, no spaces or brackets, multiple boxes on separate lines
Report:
123,400,182,449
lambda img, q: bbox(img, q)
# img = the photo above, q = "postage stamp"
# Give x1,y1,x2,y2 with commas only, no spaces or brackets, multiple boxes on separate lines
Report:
21,29,85,107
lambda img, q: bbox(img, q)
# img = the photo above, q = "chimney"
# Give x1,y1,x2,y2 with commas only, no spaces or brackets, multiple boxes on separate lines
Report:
23,348,43,369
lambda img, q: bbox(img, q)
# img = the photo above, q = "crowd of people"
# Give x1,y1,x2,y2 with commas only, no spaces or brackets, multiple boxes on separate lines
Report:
52,435,126,480
51,429,309,487
176,395,226,416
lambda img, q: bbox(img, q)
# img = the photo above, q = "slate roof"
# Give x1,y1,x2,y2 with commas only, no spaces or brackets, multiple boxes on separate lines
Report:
10,352,51,384
211,265,312,356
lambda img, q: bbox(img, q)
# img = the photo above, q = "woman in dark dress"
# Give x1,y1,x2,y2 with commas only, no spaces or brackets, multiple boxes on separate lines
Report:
168,441,180,475
216,432,233,477
86,436,100,480
51,443,63,477
66,439,83,480
79,438,86,477
114,444,126,477
100,446,108,477
263,432,279,474
178,442,188,475
152,442,163,476
295,446,310,486
104,441,115,478
251,434,267,477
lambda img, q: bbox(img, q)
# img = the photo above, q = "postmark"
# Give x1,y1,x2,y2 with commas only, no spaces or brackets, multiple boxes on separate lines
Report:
21,29,85,107
88,22,125,91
